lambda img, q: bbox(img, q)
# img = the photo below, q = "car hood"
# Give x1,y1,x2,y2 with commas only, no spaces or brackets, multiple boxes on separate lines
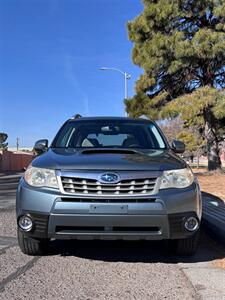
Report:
32,148,186,171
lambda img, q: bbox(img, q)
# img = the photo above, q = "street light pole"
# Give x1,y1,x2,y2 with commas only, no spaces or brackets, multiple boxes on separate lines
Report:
124,72,128,100
100,67,131,115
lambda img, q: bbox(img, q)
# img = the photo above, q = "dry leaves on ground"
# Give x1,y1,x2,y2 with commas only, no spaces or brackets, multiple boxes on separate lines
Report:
192,168,225,202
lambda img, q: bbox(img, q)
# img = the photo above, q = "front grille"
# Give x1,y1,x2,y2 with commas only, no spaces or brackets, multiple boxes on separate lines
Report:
61,197,156,203
55,226,160,233
61,176,157,196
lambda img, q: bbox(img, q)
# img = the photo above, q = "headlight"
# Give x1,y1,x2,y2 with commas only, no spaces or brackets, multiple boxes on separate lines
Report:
159,168,194,189
24,166,58,189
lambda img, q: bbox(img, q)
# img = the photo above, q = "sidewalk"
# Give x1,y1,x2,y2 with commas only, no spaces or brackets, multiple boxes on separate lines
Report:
202,192,225,245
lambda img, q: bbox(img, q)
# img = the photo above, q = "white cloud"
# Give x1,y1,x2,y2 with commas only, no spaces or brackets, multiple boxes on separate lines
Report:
64,54,90,116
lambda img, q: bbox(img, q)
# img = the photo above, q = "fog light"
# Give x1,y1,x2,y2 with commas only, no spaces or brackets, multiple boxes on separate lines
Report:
184,216,199,232
18,215,33,231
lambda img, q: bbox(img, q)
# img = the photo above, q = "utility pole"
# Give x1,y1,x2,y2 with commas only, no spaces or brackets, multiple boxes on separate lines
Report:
16,137,19,151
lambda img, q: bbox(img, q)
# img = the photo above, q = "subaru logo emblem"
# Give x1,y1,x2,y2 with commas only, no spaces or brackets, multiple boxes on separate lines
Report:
100,173,120,183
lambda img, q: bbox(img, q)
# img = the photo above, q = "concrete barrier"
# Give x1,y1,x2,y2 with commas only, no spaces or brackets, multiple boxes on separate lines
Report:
0,150,35,171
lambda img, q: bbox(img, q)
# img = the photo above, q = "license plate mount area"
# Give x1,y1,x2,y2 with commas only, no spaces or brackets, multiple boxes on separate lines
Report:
89,204,128,214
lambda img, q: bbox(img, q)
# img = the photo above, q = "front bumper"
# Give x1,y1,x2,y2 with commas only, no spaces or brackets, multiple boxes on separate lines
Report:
16,178,202,241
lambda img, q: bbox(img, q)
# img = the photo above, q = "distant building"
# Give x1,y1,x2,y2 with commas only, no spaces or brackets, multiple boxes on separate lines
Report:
8,147,33,153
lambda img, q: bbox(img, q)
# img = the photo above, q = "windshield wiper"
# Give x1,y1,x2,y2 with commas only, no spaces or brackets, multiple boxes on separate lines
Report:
81,149,138,155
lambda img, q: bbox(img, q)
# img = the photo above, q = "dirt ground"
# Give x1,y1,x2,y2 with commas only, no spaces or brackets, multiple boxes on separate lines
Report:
192,168,225,202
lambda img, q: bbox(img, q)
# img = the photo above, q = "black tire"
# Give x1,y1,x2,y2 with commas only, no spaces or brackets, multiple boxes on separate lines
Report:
169,230,200,256
17,228,49,256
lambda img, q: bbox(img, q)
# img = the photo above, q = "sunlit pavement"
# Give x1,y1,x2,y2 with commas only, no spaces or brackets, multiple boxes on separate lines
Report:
0,174,225,299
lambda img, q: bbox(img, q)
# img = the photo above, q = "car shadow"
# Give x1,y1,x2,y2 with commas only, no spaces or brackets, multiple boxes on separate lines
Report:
201,191,225,244
45,191,225,263
47,227,225,264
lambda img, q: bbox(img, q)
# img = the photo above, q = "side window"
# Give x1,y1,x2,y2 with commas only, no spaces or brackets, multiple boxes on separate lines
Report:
56,125,76,147
65,128,76,147
148,123,165,148
86,133,128,146
99,134,128,146
87,134,98,140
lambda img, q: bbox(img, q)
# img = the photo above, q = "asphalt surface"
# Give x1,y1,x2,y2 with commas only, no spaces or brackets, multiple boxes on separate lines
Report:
0,174,225,299
0,173,21,210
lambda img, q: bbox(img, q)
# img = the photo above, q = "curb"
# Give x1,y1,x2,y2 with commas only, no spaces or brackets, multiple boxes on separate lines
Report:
202,193,225,246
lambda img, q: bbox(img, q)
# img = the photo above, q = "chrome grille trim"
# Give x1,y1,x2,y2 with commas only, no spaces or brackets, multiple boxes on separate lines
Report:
59,174,159,196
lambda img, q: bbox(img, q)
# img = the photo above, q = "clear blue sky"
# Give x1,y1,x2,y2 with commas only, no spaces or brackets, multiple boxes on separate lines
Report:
0,0,143,147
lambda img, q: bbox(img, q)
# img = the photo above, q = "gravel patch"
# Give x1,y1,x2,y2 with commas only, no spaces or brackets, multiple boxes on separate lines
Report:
0,246,33,284
0,252,197,300
0,210,17,237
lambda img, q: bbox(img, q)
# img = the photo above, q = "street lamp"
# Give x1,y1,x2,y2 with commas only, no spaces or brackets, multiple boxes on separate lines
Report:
99,67,131,101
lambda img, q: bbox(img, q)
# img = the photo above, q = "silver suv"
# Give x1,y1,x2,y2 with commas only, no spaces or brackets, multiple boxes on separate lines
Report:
16,116,202,256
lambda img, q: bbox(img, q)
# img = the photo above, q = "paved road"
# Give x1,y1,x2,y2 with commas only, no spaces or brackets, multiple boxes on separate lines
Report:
0,175,225,299
0,173,22,210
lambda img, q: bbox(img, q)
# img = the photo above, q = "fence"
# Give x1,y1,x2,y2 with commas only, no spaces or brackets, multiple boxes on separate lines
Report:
0,150,35,171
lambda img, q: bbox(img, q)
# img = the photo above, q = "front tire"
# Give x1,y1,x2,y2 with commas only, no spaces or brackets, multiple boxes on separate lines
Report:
169,230,200,256
17,228,49,256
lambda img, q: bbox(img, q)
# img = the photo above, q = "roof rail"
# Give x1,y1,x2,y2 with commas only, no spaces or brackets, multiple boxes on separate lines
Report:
70,114,82,120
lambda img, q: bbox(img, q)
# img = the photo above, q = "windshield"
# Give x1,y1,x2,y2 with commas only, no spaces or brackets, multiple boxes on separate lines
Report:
52,120,166,150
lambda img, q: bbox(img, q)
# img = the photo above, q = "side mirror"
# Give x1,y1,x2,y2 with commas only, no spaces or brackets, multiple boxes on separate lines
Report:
171,140,185,154
34,139,48,155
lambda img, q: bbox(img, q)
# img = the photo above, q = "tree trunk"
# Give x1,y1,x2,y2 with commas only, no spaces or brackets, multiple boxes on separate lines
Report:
197,149,200,169
204,111,221,171
207,138,221,171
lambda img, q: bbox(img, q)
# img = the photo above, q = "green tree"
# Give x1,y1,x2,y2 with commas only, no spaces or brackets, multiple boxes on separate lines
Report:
126,0,225,170
0,132,8,149
160,117,205,152
176,131,204,154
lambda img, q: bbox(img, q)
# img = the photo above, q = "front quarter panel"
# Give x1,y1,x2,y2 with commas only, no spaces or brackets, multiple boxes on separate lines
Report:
16,178,60,216
159,182,202,218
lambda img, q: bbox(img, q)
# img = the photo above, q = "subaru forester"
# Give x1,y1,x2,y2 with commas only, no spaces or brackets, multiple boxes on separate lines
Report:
16,116,202,256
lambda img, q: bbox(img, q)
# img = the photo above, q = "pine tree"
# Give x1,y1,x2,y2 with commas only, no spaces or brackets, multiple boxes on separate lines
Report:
0,133,8,149
126,0,225,170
